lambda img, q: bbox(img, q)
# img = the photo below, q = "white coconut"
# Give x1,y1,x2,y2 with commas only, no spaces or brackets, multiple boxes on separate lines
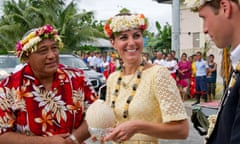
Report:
85,99,115,128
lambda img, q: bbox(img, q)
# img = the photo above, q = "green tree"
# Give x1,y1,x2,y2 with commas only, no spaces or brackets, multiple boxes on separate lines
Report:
146,21,172,54
0,0,104,53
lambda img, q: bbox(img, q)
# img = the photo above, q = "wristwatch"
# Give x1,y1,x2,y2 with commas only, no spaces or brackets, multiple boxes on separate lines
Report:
69,134,80,144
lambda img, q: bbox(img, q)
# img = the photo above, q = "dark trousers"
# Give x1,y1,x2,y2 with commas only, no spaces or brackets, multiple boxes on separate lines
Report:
207,82,216,100
195,76,208,102
195,92,208,103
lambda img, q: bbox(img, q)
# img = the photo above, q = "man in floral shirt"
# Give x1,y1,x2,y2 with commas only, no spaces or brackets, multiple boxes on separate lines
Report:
0,24,96,144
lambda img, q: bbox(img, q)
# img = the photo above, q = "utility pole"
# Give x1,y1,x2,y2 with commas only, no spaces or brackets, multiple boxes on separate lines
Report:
172,0,180,58
154,0,180,58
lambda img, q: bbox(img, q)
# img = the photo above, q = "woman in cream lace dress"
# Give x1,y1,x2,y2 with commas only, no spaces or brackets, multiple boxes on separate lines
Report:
103,11,189,144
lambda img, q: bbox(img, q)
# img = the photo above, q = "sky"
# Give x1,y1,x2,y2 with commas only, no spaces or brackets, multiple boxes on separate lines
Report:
77,0,172,32
0,0,172,33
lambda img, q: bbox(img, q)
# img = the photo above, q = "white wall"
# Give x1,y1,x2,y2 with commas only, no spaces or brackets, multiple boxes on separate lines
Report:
179,5,224,86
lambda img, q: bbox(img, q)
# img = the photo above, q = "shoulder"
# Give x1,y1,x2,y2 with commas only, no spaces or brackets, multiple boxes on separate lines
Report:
0,68,24,87
107,71,120,83
143,64,169,77
58,64,85,74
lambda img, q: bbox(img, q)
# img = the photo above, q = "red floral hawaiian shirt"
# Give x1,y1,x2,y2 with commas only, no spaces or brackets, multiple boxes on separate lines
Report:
0,64,96,136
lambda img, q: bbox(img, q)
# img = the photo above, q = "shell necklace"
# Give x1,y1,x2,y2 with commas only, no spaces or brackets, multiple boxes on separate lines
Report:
111,60,146,118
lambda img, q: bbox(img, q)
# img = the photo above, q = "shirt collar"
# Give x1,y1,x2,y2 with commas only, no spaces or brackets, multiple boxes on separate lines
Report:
230,44,240,70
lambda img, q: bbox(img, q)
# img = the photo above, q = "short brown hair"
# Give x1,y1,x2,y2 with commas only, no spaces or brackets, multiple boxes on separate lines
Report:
205,0,240,14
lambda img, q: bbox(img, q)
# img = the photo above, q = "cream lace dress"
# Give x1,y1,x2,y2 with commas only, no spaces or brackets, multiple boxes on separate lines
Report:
106,65,187,144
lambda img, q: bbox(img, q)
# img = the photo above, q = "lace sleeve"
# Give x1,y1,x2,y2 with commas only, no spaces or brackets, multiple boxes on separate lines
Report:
154,67,187,123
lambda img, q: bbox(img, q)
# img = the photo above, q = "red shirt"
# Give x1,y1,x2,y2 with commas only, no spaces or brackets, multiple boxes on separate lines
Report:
0,64,96,136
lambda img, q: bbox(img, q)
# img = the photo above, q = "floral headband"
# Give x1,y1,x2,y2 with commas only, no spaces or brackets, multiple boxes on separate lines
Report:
16,24,63,62
184,0,212,11
104,14,148,38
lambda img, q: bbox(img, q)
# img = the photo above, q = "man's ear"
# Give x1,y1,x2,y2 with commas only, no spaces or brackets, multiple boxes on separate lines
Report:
220,0,232,18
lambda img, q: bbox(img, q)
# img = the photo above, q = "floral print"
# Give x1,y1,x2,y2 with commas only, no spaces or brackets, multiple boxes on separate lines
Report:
104,14,148,37
0,64,95,136
16,24,63,62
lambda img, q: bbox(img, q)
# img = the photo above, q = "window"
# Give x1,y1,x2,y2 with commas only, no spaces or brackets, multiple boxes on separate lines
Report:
192,32,200,48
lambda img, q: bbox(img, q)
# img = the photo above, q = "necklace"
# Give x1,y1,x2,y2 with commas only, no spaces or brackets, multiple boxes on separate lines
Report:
111,60,146,118
121,69,137,89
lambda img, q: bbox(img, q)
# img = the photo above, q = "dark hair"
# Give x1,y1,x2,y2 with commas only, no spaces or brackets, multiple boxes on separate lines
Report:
209,54,215,58
181,52,187,57
196,51,202,55
205,0,240,14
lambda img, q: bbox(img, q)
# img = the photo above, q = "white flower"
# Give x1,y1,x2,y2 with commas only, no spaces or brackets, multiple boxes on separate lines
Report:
184,0,212,11
22,37,41,51
110,15,145,33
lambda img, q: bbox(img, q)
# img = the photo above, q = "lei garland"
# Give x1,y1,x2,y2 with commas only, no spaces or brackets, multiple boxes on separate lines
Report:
184,0,212,11
104,14,148,38
111,60,146,119
16,24,63,62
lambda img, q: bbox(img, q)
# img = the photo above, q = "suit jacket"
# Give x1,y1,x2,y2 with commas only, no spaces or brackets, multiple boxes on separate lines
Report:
207,72,240,144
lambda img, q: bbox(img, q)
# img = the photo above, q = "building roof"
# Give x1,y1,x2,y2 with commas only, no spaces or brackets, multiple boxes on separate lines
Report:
81,38,112,48
155,0,172,4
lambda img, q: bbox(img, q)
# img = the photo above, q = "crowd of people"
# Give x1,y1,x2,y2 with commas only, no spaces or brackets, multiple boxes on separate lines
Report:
80,49,218,104
148,50,217,104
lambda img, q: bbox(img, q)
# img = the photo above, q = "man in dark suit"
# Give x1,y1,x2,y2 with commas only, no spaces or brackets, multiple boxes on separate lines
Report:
184,0,240,143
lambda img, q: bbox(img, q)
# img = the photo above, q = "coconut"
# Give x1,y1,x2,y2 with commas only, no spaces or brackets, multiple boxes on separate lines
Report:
85,99,115,128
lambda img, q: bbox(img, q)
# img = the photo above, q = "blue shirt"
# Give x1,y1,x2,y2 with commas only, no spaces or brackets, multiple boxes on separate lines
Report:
195,59,208,76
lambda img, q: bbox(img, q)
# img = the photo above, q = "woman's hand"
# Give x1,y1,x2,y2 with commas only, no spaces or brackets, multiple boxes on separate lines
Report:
104,121,137,142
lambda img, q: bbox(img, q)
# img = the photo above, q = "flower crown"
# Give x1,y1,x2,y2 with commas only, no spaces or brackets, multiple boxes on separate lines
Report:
184,0,212,12
16,24,63,62
104,14,148,38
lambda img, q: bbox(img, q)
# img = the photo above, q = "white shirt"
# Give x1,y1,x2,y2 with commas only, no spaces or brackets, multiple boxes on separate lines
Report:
153,59,166,66
165,59,178,74
230,44,240,70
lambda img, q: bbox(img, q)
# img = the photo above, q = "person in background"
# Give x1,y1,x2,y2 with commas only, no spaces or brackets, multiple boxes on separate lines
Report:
192,51,209,105
162,52,167,61
153,51,166,66
165,53,178,80
171,50,178,63
101,56,109,73
178,53,192,100
151,50,158,63
83,52,89,65
207,54,217,101
176,75,188,101
103,11,189,144
184,0,240,143
142,52,152,64
0,24,96,144
189,54,197,98
153,51,162,65
93,52,103,72
102,56,110,79
87,52,95,69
